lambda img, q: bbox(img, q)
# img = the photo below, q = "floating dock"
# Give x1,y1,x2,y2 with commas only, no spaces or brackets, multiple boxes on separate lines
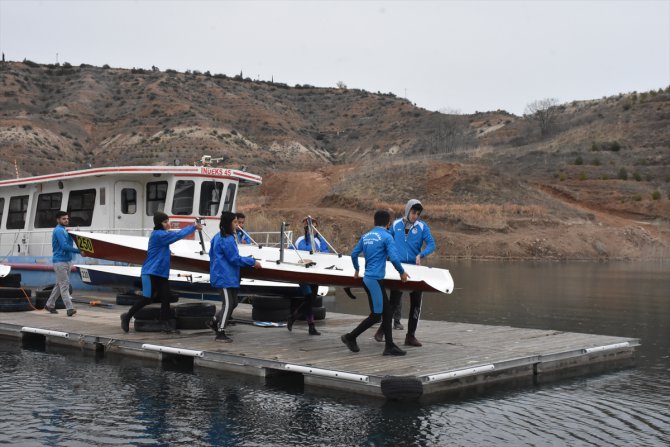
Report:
0,296,639,401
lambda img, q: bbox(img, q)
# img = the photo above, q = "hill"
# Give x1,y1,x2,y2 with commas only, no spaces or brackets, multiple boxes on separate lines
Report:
1,60,669,260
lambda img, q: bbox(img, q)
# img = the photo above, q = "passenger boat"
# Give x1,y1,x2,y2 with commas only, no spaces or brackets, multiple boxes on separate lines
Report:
0,158,262,289
69,231,455,294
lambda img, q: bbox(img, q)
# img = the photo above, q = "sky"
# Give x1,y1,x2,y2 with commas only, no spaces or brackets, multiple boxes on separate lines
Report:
0,0,668,115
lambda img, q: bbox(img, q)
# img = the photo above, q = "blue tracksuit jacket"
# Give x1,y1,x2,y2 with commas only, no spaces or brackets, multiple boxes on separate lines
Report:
351,227,404,280
391,218,435,265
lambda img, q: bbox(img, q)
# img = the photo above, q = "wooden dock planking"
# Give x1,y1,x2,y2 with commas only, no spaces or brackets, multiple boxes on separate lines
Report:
0,298,639,401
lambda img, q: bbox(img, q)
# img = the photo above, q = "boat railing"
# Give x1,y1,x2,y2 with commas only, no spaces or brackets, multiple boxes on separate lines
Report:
247,231,293,247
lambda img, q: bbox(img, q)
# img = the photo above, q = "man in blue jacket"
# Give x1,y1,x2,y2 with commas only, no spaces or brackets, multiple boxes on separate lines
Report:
45,211,81,316
120,212,202,333
341,210,409,356
376,199,435,347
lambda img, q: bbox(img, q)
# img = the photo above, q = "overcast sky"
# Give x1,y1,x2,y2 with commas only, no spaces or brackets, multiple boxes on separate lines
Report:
1,0,668,115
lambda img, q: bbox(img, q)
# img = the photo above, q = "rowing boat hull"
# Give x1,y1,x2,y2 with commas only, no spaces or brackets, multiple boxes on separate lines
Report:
69,231,454,294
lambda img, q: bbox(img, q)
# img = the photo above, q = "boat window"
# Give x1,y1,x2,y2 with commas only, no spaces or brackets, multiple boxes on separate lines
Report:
146,181,167,216
121,188,137,214
67,189,96,227
199,181,223,216
172,180,194,215
7,195,29,230
222,183,236,213
0,198,4,228
34,192,63,228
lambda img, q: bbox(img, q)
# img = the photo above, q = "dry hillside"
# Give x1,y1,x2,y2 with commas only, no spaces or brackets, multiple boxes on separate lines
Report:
1,60,669,260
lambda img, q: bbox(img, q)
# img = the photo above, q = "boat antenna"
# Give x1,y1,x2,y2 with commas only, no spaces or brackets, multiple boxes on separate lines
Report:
195,217,207,255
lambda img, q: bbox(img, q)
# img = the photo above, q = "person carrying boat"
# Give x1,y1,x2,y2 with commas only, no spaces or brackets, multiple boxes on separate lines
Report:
235,212,252,244
120,212,202,333
45,211,81,316
287,216,329,336
375,199,435,347
341,210,409,356
208,211,262,342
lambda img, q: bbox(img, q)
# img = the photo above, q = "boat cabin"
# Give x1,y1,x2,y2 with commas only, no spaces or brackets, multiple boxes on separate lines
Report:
0,165,262,259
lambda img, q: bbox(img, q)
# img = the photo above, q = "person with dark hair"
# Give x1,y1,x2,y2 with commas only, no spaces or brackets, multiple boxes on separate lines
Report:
45,211,81,316
235,212,252,244
287,217,329,335
120,212,202,333
208,211,262,342
375,199,436,347
341,210,409,356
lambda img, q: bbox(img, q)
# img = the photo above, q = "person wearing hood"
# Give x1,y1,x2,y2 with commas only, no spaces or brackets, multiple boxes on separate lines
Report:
375,199,435,347
120,212,202,334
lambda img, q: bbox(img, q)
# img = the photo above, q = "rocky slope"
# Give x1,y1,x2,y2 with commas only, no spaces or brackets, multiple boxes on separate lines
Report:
1,61,669,260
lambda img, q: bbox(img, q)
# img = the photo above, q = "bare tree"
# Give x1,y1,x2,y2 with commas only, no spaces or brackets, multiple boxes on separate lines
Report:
336,81,347,89
524,97,560,137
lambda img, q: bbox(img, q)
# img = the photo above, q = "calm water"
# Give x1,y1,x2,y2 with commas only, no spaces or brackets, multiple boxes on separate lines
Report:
1,261,668,446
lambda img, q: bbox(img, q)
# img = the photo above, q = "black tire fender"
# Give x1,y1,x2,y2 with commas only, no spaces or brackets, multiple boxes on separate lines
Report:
175,302,216,317
380,376,424,401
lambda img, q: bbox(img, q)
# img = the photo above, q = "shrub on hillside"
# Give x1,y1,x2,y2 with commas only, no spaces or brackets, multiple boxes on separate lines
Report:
618,168,628,180
651,191,661,200
575,156,583,165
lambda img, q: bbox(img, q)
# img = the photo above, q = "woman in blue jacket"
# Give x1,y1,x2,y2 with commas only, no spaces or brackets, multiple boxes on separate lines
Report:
120,212,202,333
341,210,409,356
208,212,262,342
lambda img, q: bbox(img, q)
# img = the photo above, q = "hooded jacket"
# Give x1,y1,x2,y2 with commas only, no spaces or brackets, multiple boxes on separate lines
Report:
391,199,436,264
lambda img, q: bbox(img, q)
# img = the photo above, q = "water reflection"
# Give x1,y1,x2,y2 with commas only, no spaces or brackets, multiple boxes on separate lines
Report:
1,260,668,446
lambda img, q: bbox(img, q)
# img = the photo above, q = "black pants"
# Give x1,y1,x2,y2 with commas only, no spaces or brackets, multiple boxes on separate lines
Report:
350,279,395,348
128,275,171,321
291,284,317,323
215,288,238,331
389,289,423,336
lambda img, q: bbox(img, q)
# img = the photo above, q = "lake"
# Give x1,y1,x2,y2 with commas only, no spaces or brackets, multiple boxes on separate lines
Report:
1,260,668,446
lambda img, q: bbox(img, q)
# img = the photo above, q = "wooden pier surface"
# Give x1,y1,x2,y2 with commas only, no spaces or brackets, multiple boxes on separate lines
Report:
0,295,639,401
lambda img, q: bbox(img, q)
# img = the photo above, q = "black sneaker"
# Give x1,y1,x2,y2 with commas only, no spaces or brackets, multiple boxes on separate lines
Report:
45,306,58,314
286,315,295,332
383,344,407,356
66,308,77,317
393,320,404,330
215,331,232,343
161,321,179,334
341,333,360,353
308,325,321,336
205,318,218,333
120,313,130,333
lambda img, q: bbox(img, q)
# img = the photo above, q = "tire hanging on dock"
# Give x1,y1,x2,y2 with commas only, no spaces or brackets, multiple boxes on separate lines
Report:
380,376,424,401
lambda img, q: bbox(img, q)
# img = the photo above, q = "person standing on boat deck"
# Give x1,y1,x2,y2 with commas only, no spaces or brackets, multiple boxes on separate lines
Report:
208,212,262,342
120,212,202,333
45,211,81,316
375,199,435,347
287,217,329,335
341,210,409,356
235,212,252,244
